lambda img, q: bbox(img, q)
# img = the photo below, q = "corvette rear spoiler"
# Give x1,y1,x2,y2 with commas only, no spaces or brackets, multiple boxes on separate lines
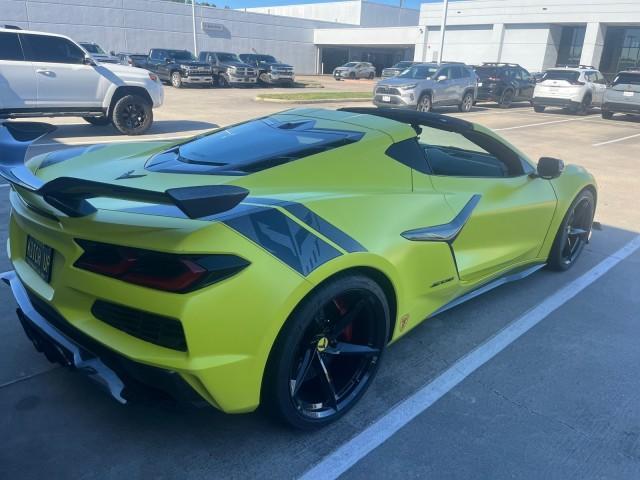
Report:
0,122,249,219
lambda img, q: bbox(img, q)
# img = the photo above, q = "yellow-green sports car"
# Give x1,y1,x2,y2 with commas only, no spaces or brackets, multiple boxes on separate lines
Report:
0,108,596,429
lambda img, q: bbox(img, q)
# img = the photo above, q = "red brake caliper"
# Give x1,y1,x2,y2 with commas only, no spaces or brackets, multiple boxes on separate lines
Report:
333,298,353,341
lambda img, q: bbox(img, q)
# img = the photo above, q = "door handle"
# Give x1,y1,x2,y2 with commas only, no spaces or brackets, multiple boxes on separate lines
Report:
36,69,54,76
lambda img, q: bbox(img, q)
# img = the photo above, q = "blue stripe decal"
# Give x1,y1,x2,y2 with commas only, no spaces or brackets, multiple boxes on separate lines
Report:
247,197,367,253
223,206,341,276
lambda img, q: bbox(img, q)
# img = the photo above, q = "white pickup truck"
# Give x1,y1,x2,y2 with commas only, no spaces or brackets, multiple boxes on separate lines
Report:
0,26,164,135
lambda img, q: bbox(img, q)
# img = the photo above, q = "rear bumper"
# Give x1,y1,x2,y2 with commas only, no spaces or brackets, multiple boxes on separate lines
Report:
1,270,204,406
602,101,640,114
532,96,578,108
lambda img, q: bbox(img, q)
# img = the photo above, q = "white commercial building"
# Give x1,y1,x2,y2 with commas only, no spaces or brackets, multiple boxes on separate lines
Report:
1,0,639,77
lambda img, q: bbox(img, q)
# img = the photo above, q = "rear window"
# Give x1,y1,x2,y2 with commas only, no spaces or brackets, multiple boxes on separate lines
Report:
81,43,105,54
543,70,579,82
474,66,497,78
0,31,23,61
146,117,364,175
613,73,640,86
393,61,413,69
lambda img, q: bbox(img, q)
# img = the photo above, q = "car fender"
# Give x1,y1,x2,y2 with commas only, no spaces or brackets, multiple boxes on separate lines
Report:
538,164,597,259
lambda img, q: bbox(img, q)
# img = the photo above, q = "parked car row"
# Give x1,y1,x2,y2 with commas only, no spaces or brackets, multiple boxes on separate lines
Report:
118,49,295,88
372,60,640,120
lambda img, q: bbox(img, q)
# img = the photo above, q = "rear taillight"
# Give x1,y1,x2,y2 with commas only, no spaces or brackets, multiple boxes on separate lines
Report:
74,240,249,293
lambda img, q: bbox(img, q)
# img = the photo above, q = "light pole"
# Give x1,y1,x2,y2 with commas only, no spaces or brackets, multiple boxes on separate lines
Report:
190,0,197,56
437,0,449,64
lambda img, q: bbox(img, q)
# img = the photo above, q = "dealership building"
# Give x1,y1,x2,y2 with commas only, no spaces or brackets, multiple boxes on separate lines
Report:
1,0,639,77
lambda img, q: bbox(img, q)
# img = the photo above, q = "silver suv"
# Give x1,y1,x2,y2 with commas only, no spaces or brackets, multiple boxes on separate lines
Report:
333,62,376,80
373,62,478,112
602,70,640,120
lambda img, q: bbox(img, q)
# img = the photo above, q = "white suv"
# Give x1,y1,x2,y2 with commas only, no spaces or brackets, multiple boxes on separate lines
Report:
0,27,164,135
532,66,607,115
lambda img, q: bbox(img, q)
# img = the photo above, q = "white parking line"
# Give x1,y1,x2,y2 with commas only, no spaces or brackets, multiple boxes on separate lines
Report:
592,132,640,147
299,235,640,480
495,117,588,131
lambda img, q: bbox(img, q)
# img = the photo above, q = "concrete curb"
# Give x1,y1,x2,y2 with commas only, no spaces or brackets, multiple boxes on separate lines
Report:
254,97,373,104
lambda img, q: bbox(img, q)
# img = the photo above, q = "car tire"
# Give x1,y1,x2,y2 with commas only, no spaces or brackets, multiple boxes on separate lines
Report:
111,94,153,136
458,92,474,112
574,95,591,115
83,116,111,126
547,188,595,272
601,110,614,120
262,273,389,430
171,71,183,88
533,105,546,113
498,89,514,108
217,74,230,88
417,94,432,112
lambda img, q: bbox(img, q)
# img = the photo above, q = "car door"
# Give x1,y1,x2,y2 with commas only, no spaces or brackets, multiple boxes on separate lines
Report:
517,68,535,100
148,49,167,78
593,71,607,106
449,66,466,103
434,66,454,105
0,30,37,111
412,125,557,283
20,33,105,109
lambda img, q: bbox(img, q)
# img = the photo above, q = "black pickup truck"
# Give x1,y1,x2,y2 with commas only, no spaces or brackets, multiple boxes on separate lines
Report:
146,49,213,88
198,51,258,87
239,54,295,86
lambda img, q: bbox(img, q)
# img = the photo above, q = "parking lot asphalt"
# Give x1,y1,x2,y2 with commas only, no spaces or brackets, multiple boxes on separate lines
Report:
1,76,639,479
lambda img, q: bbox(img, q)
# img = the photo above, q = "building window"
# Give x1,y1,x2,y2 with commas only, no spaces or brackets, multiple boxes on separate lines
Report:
600,27,640,77
556,26,586,67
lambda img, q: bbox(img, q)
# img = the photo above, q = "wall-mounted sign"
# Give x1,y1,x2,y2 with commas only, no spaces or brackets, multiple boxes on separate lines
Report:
201,21,231,39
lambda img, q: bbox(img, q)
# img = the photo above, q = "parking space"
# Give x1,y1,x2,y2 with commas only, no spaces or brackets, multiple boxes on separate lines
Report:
1,80,639,479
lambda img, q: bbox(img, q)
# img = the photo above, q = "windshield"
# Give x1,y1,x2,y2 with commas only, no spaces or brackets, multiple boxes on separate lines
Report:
81,43,105,54
398,65,439,80
148,117,363,175
543,70,579,82
612,73,640,86
169,51,195,61
255,55,277,64
343,62,358,67
393,61,413,69
217,52,240,62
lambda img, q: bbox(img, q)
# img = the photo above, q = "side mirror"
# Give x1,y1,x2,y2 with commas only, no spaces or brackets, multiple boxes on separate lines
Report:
535,157,564,179
437,75,448,82
165,58,172,64
83,55,95,66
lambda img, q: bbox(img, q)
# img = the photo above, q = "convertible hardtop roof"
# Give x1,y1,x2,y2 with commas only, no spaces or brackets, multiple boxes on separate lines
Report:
338,107,474,134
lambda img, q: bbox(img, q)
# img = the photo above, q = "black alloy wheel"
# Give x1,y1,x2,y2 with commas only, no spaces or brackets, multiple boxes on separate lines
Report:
111,94,153,135
548,189,595,271
264,274,389,429
499,89,514,108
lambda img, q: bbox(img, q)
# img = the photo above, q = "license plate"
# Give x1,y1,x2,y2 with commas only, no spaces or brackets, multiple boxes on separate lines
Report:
549,87,559,93
624,91,634,97
25,235,53,282
477,82,483,87
382,95,391,102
